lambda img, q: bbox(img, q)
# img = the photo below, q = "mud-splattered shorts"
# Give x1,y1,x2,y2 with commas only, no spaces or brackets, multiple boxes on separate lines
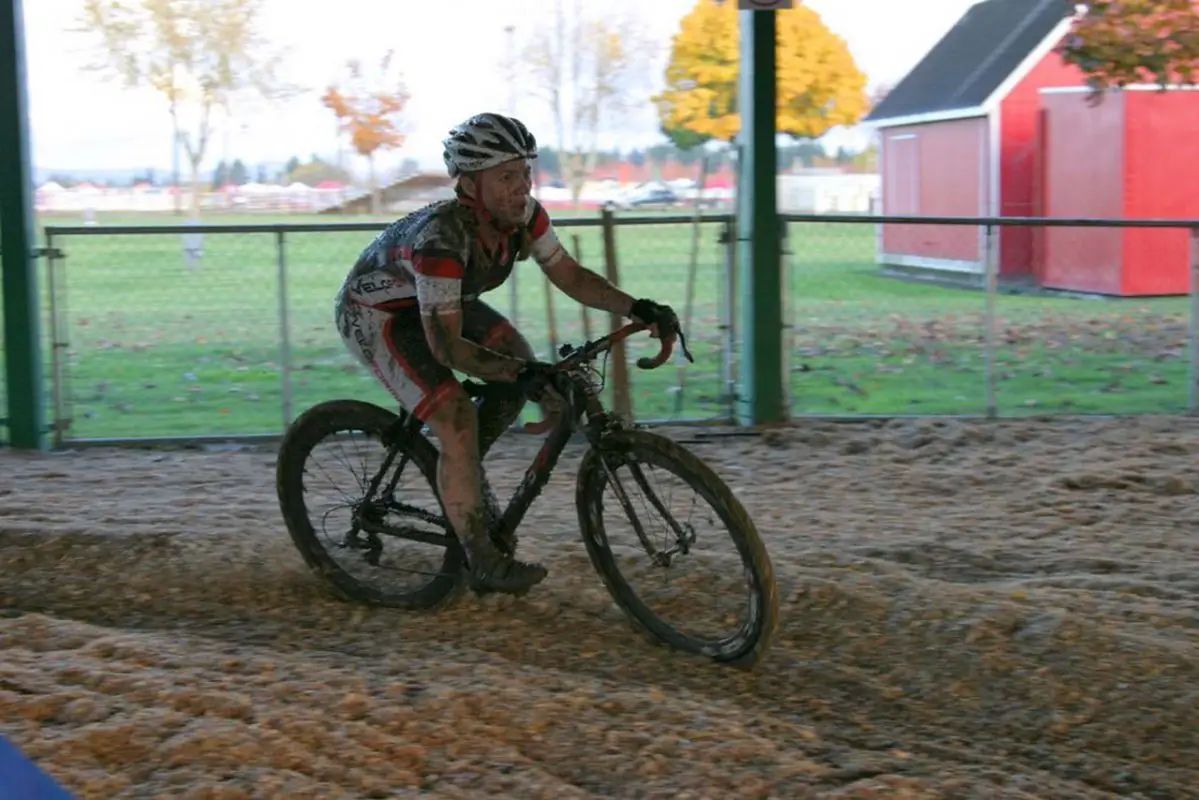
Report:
337,300,519,421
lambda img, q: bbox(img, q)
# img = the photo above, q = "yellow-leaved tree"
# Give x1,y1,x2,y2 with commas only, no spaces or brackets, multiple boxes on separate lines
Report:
654,0,868,148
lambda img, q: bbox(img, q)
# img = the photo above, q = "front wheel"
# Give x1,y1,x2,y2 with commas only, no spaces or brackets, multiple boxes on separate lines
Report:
575,430,779,668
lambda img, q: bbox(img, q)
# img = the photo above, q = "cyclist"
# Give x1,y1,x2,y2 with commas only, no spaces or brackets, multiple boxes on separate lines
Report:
335,111,680,596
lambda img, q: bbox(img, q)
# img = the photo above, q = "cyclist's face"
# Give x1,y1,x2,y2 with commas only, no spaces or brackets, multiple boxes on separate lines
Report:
481,158,533,226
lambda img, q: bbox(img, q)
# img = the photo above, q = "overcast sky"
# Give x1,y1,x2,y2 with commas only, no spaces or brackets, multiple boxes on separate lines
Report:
21,0,979,174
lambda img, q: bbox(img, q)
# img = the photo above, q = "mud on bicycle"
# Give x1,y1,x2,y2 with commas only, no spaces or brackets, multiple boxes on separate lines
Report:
275,322,779,667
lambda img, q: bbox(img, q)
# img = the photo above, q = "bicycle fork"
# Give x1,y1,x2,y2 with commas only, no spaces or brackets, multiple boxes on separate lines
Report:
596,454,695,567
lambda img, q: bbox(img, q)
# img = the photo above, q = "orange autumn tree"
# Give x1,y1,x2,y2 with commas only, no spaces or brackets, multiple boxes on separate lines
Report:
321,50,410,215
1057,0,1199,94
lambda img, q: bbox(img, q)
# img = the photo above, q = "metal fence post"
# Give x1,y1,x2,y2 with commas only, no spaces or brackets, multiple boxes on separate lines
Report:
780,223,793,415
276,230,294,429
1189,227,1198,414
719,218,738,422
983,223,998,419
43,233,67,447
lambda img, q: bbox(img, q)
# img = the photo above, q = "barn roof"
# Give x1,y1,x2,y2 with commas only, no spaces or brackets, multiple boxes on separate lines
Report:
864,0,1074,125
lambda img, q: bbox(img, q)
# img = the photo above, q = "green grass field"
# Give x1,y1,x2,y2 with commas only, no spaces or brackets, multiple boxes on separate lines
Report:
0,209,1193,441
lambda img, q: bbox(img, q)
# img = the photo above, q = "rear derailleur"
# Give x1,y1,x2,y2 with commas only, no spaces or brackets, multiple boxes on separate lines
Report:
343,501,387,565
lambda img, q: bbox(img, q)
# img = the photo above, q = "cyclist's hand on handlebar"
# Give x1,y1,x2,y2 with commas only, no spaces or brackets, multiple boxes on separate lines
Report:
630,298,693,364
514,360,564,434
513,359,557,402
630,298,678,339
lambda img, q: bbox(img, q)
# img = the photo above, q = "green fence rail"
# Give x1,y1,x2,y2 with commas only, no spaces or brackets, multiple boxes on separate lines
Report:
35,212,737,445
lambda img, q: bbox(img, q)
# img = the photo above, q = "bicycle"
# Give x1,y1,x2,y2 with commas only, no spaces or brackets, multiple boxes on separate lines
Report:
275,322,779,667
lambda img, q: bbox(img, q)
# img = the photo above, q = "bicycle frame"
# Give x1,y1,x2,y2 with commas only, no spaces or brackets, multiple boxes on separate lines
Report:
357,322,687,550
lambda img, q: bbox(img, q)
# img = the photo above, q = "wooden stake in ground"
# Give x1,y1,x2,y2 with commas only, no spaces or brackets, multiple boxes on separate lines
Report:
573,233,593,341
601,207,632,420
674,153,711,417
543,266,559,361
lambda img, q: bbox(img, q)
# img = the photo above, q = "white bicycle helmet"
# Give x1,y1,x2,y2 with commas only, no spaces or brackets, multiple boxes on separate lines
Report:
442,112,538,178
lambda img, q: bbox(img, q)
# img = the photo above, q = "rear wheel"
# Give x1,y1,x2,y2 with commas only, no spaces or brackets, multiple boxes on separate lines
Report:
575,430,779,668
275,399,464,609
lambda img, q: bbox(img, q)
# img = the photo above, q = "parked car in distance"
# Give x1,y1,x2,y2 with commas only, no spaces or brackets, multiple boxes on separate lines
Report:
607,183,680,210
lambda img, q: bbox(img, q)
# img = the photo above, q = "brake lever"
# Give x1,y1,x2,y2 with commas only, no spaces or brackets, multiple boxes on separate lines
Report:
675,328,694,363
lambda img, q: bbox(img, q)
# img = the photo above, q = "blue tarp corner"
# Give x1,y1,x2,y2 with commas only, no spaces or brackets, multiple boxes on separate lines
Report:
0,737,76,800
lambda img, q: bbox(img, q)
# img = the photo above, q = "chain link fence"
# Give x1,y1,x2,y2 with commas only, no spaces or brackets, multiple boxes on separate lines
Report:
28,212,1199,445
783,215,1199,418
41,213,734,444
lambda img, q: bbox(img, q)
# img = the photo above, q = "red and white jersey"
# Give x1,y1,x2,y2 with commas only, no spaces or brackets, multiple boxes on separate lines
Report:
336,195,566,317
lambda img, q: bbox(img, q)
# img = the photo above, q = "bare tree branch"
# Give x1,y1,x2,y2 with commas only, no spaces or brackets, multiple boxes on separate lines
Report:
72,0,300,216
520,0,654,208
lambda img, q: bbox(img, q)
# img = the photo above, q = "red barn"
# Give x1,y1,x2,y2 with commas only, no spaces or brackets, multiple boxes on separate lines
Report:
1037,85,1199,295
864,0,1080,284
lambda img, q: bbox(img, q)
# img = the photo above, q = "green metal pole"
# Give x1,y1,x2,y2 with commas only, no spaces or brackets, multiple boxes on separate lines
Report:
0,0,46,450
736,8,784,425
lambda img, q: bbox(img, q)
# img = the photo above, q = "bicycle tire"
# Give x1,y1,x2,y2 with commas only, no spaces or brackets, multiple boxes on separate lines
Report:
275,399,465,610
575,429,779,668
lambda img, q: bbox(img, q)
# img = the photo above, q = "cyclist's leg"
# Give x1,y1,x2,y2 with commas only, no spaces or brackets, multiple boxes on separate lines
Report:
340,303,484,547
461,300,535,457
340,303,546,593
338,303,457,419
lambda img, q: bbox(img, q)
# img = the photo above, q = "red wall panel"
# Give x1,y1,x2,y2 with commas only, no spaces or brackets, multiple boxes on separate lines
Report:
998,52,1089,276
880,117,987,265
1121,90,1199,295
1039,90,1125,294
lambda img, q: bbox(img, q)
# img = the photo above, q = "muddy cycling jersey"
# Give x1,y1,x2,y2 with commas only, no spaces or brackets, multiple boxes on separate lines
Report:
335,195,567,320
